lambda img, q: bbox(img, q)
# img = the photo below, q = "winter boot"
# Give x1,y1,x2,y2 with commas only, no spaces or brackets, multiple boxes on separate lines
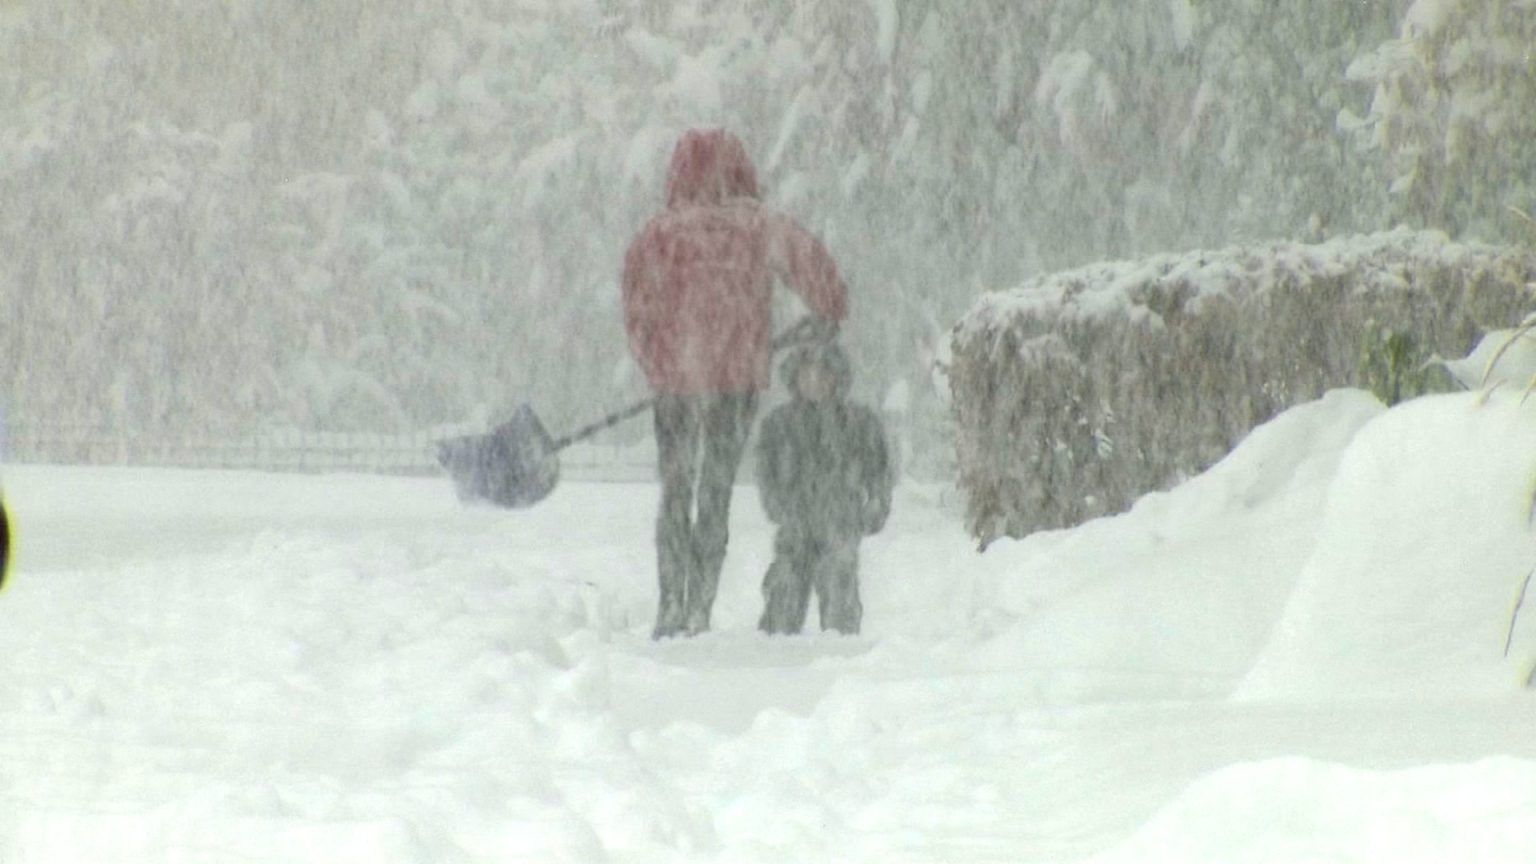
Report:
815,540,862,635
758,545,812,635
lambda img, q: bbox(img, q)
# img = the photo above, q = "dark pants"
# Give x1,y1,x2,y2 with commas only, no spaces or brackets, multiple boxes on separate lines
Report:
652,391,758,639
758,528,862,636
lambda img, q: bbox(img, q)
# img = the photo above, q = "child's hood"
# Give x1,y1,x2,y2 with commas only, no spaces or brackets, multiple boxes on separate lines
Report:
780,341,853,400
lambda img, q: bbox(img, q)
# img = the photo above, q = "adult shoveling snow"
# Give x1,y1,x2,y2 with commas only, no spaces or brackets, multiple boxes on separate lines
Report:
622,128,847,639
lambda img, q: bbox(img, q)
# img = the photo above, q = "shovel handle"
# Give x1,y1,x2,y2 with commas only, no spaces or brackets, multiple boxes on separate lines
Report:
552,398,654,450
550,317,830,451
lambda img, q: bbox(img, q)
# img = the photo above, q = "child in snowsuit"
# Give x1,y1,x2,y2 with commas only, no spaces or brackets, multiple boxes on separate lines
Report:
756,341,893,635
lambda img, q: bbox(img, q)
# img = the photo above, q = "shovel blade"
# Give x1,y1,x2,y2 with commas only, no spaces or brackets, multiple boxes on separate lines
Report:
436,404,560,508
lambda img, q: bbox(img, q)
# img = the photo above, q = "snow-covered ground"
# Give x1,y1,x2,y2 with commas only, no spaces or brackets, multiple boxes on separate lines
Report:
3,388,1535,863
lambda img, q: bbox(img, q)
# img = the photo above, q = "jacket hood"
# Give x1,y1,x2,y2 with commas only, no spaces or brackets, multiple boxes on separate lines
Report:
781,341,853,401
665,128,760,208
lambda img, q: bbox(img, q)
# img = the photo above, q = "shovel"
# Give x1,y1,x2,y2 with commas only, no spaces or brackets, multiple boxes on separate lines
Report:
437,317,823,508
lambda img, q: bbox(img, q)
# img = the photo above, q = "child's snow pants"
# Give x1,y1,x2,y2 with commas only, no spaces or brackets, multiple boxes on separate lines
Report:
758,527,862,635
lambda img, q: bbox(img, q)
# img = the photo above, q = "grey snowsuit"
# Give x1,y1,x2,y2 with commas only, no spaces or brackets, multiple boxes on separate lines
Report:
756,344,892,635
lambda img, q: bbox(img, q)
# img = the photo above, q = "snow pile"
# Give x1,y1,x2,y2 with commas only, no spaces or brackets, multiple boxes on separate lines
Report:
1434,325,1536,392
1092,757,1536,864
965,389,1385,698
1240,391,1536,699
962,386,1536,703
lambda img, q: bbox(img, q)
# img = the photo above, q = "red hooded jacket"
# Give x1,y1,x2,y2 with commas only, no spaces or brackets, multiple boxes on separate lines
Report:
622,129,847,394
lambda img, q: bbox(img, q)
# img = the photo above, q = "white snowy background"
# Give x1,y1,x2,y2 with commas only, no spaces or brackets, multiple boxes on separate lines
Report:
4,381,1535,862
4,0,1536,860
5,0,1531,466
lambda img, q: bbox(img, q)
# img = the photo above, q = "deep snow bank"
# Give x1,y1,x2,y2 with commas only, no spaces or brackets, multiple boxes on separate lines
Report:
967,389,1385,697
1091,756,1536,864
974,385,1536,701
1240,390,1536,699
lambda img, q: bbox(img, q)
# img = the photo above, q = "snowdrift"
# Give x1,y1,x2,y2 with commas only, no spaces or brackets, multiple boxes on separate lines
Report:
967,389,1385,699
973,385,1536,701
1239,390,1536,699
1091,756,1536,864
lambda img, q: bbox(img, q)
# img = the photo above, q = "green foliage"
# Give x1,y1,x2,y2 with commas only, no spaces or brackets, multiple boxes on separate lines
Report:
1357,324,1455,406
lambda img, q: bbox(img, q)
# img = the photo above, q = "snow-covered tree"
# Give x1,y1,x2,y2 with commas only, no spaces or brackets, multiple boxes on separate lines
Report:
0,0,1489,476
1342,0,1536,237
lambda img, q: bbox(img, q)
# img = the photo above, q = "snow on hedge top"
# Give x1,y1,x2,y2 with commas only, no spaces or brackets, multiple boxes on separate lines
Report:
955,228,1533,339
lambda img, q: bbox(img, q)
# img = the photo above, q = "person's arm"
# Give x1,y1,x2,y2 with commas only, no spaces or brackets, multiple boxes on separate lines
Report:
621,230,665,384
856,407,894,535
764,212,847,329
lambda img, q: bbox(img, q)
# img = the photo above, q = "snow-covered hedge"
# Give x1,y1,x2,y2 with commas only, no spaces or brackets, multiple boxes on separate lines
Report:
947,229,1536,546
